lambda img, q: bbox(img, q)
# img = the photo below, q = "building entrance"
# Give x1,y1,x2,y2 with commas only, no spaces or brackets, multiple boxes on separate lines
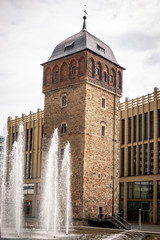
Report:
127,200,153,223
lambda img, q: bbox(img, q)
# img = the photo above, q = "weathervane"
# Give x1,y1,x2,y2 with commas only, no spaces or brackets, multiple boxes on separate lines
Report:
82,5,88,30
82,5,88,17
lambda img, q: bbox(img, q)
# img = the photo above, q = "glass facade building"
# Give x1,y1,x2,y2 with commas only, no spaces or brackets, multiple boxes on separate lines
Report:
120,88,160,224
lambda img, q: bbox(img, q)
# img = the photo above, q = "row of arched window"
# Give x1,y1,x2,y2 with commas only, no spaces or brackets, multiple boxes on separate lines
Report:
89,57,122,90
43,56,122,90
44,56,86,86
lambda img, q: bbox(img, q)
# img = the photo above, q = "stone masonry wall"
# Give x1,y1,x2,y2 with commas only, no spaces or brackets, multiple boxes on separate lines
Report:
42,83,86,219
83,83,120,218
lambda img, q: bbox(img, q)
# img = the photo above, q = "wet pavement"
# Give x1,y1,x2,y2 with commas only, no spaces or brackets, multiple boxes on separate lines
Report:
131,223,160,233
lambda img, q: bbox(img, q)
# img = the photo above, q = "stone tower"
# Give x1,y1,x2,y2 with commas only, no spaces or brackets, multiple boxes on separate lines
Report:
42,16,124,222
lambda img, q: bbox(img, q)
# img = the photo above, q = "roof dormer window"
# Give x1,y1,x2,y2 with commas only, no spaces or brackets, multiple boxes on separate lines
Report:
97,44,105,54
64,42,74,51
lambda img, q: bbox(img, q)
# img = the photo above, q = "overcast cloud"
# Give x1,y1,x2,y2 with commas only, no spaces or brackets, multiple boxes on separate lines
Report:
0,0,160,134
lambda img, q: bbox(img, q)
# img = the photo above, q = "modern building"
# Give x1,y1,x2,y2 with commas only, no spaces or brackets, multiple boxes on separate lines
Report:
7,16,124,224
119,87,160,224
7,110,43,217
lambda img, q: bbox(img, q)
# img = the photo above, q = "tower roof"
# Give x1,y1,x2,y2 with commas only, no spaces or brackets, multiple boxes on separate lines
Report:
42,15,120,67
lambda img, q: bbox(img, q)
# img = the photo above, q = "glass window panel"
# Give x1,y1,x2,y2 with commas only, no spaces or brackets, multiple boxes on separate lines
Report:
158,142,160,174
120,183,124,199
128,117,131,143
144,144,148,175
133,182,140,199
127,201,133,210
121,119,125,144
133,116,137,142
148,182,153,199
30,128,33,151
158,181,160,199
144,113,148,140
133,146,137,176
121,148,124,177
128,182,133,199
128,147,131,176
141,182,149,199
139,145,142,175
141,201,149,210
150,143,154,174
139,114,142,141
133,201,140,210
158,109,160,138
150,111,154,139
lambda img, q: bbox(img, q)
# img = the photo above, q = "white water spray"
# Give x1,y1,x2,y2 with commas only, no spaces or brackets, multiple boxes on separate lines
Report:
59,142,72,235
41,129,59,233
41,129,72,235
1,123,24,236
0,126,8,229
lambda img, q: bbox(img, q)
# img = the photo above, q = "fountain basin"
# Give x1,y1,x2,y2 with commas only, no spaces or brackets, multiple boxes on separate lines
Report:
1,226,154,240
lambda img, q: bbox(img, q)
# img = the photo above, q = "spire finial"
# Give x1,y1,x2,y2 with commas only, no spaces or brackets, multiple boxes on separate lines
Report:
82,5,88,31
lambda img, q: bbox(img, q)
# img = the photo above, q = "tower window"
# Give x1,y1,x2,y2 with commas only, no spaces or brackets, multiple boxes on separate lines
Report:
98,207,104,220
109,75,113,83
101,126,105,136
104,72,107,82
62,95,67,107
60,148,64,160
96,68,99,75
64,42,74,51
102,97,106,109
72,66,76,74
97,44,105,53
55,71,59,79
61,123,67,134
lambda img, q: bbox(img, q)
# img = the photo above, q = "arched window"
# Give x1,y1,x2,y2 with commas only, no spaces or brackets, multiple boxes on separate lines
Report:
78,56,86,76
96,62,102,81
61,122,67,134
44,67,51,86
109,68,115,87
69,59,76,79
52,65,59,84
104,65,109,83
101,96,106,109
60,62,67,81
61,94,67,107
100,121,106,137
118,71,122,90
89,57,95,78
104,72,107,82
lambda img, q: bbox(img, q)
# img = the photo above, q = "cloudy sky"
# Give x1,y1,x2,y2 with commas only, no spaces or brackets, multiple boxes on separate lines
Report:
0,0,160,134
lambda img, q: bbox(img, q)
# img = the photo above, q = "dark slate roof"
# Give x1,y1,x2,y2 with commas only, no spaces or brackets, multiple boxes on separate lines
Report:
43,29,119,66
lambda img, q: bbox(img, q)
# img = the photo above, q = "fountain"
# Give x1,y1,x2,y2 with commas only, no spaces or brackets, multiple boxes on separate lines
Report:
41,129,72,236
41,128,59,234
0,126,148,240
1,123,24,237
0,126,8,234
58,141,72,235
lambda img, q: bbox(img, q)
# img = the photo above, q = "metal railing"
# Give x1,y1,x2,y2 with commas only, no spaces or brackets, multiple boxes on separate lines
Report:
115,214,131,230
120,89,160,111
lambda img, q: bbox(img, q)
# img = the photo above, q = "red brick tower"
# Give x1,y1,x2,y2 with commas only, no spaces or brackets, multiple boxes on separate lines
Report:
42,15,124,223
